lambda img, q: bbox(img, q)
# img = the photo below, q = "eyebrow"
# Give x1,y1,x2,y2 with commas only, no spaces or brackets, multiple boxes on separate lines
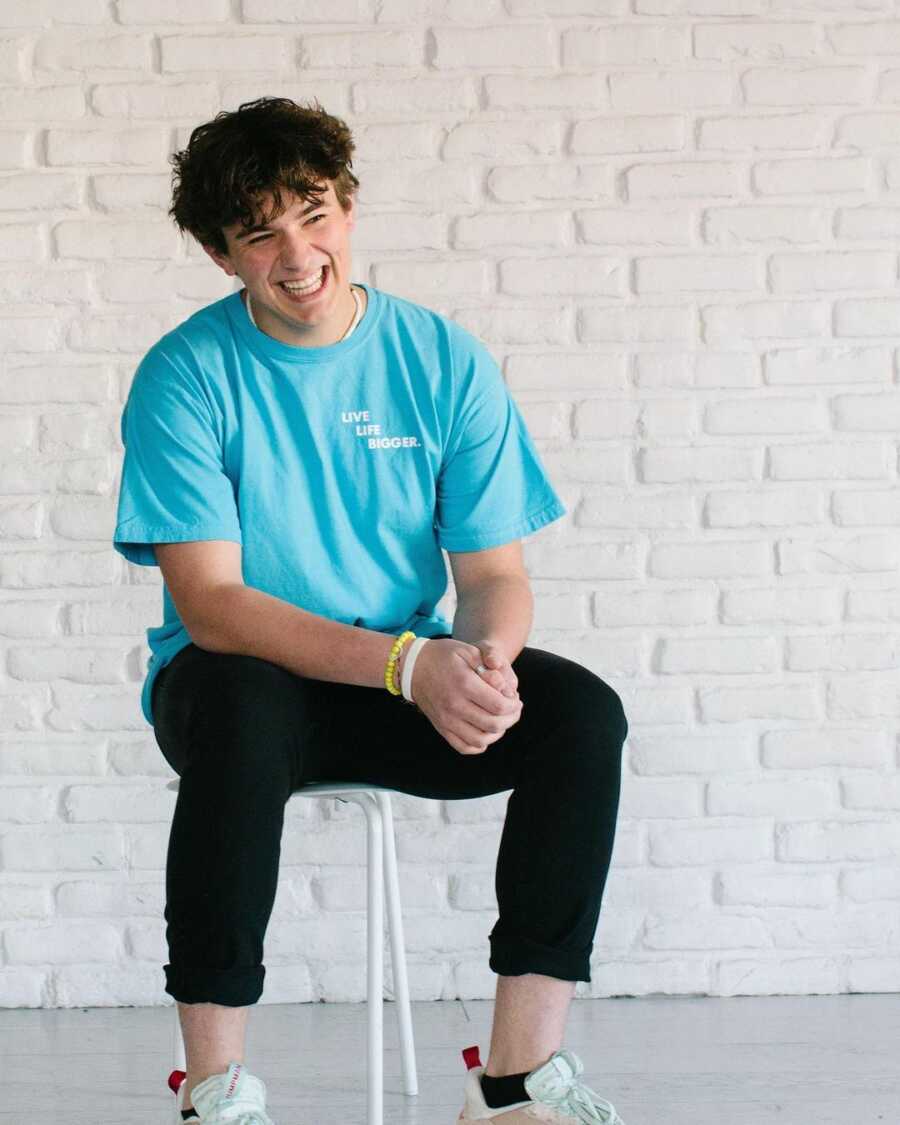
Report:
234,200,328,240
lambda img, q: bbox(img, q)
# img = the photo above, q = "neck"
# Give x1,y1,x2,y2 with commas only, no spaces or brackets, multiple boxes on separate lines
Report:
244,282,364,344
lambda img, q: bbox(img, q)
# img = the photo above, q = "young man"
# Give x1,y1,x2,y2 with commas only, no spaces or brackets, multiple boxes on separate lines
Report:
113,97,629,1124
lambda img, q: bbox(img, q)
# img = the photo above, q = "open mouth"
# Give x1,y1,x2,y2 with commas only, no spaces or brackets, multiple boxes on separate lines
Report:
277,265,328,302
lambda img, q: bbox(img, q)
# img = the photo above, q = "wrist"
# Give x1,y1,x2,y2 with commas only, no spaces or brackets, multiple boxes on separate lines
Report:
395,634,426,701
391,633,415,694
395,639,408,691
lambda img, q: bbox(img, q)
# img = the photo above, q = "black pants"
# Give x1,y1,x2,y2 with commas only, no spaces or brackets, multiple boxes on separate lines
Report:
151,635,628,1007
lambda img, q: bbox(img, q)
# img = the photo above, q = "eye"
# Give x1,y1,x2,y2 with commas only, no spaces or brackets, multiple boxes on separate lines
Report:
246,214,326,245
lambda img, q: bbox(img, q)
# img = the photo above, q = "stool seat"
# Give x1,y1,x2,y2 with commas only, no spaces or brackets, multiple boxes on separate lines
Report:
289,780,400,794
165,777,418,1125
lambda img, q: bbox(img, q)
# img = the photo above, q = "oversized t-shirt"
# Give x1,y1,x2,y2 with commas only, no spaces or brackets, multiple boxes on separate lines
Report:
113,281,566,726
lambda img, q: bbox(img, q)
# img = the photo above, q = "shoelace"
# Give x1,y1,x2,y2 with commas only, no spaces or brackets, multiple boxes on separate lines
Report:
540,1076,621,1124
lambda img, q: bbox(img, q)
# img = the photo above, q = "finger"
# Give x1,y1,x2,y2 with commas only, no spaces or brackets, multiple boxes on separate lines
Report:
446,728,489,756
484,670,512,695
446,688,522,745
443,726,486,756
449,712,505,749
496,681,521,708
474,666,518,704
490,666,517,695
464,694,522,734
476,665,506,688
474,681,520,717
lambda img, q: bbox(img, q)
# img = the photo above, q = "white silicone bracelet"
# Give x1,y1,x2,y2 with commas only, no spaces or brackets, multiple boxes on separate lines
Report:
401,635,431,703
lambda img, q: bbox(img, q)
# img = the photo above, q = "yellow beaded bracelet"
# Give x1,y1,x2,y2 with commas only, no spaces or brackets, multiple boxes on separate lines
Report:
385,630,416,698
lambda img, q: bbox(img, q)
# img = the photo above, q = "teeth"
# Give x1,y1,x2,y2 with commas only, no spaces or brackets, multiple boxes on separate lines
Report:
281,269,324,291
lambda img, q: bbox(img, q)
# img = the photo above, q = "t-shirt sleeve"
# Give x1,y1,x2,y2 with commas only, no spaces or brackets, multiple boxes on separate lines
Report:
434,337,566,552
112,349,242,567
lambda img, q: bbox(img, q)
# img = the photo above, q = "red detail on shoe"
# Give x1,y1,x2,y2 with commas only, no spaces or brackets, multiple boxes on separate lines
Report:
462,1045,483,1070
168,1069,186,1096
224,1062,242,1099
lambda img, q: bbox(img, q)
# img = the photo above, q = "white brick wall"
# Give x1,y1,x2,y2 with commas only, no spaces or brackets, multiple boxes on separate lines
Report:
0,0,898,1010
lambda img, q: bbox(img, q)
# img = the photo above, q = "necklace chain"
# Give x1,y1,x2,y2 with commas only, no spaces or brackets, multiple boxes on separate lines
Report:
245,282,362,340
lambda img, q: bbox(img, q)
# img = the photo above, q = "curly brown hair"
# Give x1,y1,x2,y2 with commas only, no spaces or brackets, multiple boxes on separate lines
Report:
168,96,361,258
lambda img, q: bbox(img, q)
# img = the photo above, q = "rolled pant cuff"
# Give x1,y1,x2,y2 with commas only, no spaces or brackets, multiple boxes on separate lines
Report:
164,963,265,1007
489,932,591,983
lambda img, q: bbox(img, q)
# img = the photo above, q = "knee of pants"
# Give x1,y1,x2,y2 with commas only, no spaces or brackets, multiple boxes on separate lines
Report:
564,686,628,796
597,678,629,747
547,661,629,750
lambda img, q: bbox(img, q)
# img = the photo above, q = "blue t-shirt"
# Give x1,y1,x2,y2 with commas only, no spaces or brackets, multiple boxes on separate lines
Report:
113,281,566,726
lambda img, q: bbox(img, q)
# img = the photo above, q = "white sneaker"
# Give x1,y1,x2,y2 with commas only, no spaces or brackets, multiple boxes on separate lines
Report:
456,1045,625,1123
171,1061,276,1124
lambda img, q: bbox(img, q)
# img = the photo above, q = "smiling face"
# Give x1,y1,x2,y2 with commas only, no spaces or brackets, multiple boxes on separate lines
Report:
202,179,359,348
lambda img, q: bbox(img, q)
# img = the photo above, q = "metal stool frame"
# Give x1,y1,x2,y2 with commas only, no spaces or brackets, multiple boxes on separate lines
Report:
165,778,418,1125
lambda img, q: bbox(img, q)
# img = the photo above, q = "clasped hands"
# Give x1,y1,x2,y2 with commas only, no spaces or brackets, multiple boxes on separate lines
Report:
404,636,523,757
471,638,519,700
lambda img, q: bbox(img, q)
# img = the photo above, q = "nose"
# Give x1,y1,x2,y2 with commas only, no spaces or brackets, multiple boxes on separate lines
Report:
278,225,322,272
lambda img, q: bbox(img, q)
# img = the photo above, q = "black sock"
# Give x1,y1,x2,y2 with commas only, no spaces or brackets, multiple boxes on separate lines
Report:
480,1069,532,1108
181,1106,199,1120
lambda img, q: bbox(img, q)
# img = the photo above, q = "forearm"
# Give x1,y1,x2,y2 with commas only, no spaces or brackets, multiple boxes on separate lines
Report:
193,583,402,690
451,576,534,664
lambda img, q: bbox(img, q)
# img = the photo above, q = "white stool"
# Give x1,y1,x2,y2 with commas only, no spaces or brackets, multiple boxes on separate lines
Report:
164,778,419,1125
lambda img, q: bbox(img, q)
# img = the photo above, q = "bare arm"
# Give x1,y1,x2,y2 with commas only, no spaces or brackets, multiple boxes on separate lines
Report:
154,540,407,691
193,582,405,689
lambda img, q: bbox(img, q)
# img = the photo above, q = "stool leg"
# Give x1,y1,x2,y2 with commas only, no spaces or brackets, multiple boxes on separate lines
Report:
376,790,418,1097
359,793,384,1125
173,1001,186,1072
173,1003,186,1124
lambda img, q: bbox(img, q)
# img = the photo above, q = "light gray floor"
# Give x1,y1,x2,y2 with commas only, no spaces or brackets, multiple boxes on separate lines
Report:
0,993,897,1124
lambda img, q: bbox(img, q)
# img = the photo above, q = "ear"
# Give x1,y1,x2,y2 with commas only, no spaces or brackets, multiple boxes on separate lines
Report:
201,241,237,278
343,195,357,233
